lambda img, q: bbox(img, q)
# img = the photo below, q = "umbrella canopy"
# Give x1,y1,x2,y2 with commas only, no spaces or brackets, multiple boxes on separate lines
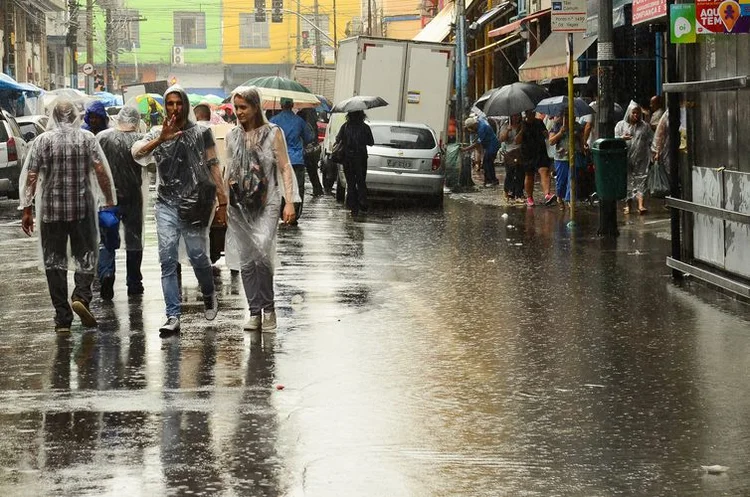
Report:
315,94,332,113
483,82,550,117
124,93,165,115
0,74,42,94
331,95,389,113
228,85,320,109
474,88,498,110
93,91,123,107
535,96,594,117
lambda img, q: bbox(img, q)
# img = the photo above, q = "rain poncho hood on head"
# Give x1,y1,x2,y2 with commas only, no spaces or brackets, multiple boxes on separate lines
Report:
19,99,117,271
131,84,217,227
97,106,148,250
82,100,110,134
224,85,300,272
614,100,654,197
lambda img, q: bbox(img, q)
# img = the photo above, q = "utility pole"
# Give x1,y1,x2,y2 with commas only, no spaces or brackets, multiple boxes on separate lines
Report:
456,0,472,187
333,0,338,61
596,0,617,236
367,0,372,35
313,0,322,64
86,0,94,93
296,0,301,63
66,0,78,88
105,7,114,91
2,0,16,78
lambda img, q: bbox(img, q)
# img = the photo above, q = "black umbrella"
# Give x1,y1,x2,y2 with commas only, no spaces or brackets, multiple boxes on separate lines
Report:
331,95,388,113
474,88,498,110
483,82,550,117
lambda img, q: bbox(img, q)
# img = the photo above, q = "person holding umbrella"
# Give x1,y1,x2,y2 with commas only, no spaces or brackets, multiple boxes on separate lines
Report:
333,110,374,216
462,116,500,187
515,110,553,206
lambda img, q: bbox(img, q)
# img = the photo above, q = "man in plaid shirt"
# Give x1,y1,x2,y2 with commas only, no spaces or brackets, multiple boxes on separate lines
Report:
20,100,116,333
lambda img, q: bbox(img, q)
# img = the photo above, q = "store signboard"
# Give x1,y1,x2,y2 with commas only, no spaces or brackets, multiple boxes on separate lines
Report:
671,4,698,42
632,0,668,24
696,0,750,33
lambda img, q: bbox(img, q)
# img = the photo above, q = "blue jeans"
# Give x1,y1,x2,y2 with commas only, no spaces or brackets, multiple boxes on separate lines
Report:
554,160,571,202
483,149,498,185
98,203,144,292
155,202,214,317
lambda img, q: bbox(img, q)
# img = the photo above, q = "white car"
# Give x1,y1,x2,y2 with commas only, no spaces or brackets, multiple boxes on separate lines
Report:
335,121,445,207
0,111,29,199
16,115,48,142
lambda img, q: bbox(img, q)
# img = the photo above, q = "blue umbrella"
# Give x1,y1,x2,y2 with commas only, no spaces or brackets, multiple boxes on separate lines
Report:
315,94,331,113
535,96,593,117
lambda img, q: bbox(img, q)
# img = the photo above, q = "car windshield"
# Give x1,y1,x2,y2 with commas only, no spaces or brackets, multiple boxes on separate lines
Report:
371,125,436,150
18,123,37,137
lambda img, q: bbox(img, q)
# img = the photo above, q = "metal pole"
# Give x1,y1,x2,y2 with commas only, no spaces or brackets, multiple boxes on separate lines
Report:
655,32,662,96
596,0,617,236
86,0,94,93
105,8,113,91
483,0,492,94
568,33,576,225
313,0,323,64
296,0,301,63
367,0,373,35
666,7,681,276
333,0,338,62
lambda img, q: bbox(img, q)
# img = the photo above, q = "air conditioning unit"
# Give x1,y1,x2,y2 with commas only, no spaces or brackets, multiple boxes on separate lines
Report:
172,46,185,65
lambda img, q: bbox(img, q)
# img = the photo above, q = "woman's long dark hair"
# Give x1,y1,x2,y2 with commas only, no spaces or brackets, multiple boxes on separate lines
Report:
346,110,367,124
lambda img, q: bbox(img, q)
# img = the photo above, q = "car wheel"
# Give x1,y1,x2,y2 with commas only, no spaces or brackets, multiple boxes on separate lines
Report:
335,182,345,202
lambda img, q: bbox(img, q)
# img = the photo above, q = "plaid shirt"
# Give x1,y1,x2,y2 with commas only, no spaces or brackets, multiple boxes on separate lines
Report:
28,128,103,222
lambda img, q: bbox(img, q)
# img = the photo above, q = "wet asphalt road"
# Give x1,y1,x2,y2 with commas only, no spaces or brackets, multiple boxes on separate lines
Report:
0,189,749,496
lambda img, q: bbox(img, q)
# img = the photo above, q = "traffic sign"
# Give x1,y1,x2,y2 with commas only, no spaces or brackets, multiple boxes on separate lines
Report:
82,63,94,76
552,0,587,32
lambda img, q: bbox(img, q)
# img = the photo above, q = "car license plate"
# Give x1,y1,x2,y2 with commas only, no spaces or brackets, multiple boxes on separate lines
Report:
387,159,410,168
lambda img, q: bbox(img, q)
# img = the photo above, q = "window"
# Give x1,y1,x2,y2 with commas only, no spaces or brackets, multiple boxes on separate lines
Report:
174,12,206,48
301,14,330,39
239,13,270,48
113,10,141,50
371,125,436,150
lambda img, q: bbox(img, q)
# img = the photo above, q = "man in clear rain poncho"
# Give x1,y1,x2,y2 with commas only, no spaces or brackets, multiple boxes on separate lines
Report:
224,86,300,332
19,100,116,333
132,85,228,335
96,106,147,299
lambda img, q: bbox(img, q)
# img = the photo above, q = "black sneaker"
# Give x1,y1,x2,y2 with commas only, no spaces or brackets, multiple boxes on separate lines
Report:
127,284,144,296
100,276,115,301
159,316,180,334
72,300,97,327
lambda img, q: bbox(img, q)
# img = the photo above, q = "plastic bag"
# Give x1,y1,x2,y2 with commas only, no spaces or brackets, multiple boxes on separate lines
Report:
646,161,670,198
444,143,461,189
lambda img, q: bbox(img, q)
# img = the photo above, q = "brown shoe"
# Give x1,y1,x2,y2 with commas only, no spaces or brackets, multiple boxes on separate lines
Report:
72,300,97,328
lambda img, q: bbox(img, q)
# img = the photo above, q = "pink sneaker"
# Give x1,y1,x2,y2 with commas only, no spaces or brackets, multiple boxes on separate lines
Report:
526,197,535,207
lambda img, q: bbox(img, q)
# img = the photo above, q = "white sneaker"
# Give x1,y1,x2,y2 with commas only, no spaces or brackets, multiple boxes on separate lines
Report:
159,316,180,334
243,315,261,331
262,310,277,331
204,293,218,321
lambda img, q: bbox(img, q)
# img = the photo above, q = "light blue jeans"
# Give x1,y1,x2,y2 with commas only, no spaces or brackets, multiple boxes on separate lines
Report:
155,202,214,317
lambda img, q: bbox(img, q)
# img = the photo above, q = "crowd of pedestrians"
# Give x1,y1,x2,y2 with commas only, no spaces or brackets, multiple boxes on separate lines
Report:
464,94,669,214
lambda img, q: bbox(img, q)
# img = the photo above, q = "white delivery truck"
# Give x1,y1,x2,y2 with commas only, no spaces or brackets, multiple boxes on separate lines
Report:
321,36,454,196
327,36,454,145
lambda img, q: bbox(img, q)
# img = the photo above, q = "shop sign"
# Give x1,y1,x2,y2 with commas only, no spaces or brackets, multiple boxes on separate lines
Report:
696,0,750,33
552,0,587,32
632,0,668,24
671,4,697,42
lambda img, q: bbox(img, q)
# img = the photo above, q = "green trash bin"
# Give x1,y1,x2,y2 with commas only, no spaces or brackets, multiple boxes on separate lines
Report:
592,138,628,201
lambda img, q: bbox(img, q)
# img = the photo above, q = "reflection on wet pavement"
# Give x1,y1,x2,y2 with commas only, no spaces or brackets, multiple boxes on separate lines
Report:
0,195,749,495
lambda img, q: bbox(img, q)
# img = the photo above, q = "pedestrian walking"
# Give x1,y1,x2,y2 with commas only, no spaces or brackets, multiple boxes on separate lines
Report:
615,101,653,215
19,100,116,332
516,111,555,207
82,100,110,136
297,108,325,197
132,86,228,335
270,98,315,222
499,114,524,202
223,86,300,332
334,110,374,216
548,109,585,210
462,116,499,187
96,106,147,299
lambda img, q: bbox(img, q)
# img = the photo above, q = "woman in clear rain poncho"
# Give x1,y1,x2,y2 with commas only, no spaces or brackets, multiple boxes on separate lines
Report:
615,101,654,215
224,86,300,332
19,100,116,332
96,106,147,299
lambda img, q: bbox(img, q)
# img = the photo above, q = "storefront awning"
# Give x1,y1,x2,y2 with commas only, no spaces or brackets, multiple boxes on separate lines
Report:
489,8,550,37
518,32,597,82
413,0,477,42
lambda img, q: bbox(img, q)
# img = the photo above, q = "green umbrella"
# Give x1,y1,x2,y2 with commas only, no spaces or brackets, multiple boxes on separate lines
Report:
240,76,312,94
234,76,320,109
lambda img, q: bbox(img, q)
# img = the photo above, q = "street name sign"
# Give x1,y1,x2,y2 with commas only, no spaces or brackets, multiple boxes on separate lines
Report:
552,0,587,32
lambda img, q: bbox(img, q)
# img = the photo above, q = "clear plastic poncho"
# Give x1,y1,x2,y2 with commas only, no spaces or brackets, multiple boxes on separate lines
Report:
132,85,217,225
614,101,654,196
97,106,148,250
223,87,300,272
18,100,117,271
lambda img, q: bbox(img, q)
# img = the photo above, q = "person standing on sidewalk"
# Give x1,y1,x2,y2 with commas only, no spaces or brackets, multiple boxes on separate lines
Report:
548,109,585,210
270,98,315,222
132,86,228,335
297,107,325,197
499,114,524,202
96,106,147,299
19,100,116,332
462,116,499,187
615,101,653,215
224,86,299,332
516,110,555,207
